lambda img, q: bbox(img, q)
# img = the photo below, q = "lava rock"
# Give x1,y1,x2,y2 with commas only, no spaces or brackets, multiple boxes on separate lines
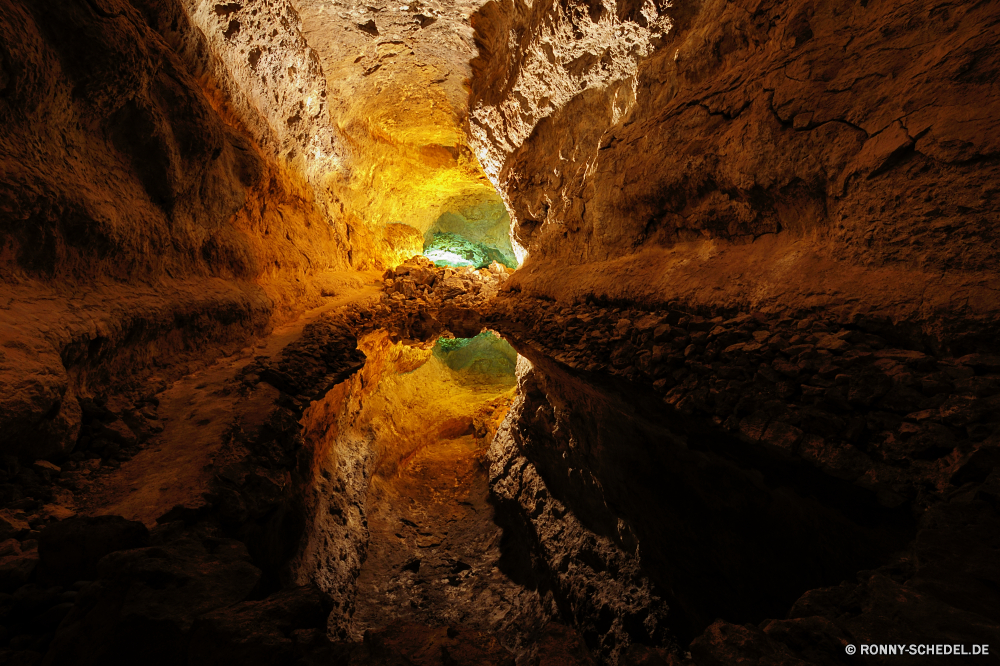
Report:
690,620,806,665
37,515,150,585
0,550,39,594
0,511,30,542
187,584,333,665
44,535,262,666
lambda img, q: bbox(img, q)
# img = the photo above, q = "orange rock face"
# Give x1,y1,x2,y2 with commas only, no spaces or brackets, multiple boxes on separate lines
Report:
469,0,1000,347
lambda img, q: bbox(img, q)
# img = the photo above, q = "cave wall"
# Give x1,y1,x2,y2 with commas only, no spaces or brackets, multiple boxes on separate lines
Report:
290,0,510,269
0,0,357,460
292,328,523,640
489,345,920,661
0,0,349,290
468,0,1000,350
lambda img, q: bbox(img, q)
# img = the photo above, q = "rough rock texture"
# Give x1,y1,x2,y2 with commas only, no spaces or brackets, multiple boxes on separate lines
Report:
0,0,362,461
0,296,376,664
485,296,1000,504
0,0,350,292
290,0,512,268
469,0,1000,350
372,274,1000,663
484,294,1000,662
3,0,1000,663
43,534,262,666
291,326,522,637
488,357,675,663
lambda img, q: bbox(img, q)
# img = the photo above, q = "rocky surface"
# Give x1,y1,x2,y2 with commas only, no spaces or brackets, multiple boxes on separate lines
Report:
290,322,522,636
291,0,512,267
0,0,371,462
2,0,1000,662
488,364,676,663
366,255,512,343
486,295,1000,503
0,288,377,665
484,293,1000,663
468,0,1000,353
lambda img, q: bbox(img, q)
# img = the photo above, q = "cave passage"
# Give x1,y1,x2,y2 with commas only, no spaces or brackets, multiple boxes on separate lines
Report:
419,200,519,270
5,0,999,663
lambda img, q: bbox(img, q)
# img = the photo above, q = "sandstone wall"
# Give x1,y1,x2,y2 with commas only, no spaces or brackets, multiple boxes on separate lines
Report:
469,0,1000,350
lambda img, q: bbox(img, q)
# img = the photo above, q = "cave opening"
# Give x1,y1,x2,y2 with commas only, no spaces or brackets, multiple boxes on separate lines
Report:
420,201,519,270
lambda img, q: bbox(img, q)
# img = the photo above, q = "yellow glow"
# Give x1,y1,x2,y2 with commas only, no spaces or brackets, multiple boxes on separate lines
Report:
326,64,506,270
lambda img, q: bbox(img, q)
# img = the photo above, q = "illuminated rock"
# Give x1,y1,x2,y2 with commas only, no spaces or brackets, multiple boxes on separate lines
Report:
423,231,516,270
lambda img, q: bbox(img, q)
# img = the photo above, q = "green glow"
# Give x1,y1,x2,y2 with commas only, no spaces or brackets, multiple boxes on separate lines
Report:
434,331,517,381
422,231,517,270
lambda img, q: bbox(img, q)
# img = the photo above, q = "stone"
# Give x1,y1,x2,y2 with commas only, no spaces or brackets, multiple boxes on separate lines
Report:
187,585,333,666
798,436,870,481
772,359,801,378
877,385,927,414
45,536,262,665
94,419,138,446
0,550,38,593
761,616,853,665
759,422,803,456
814,335,850,353
938,395,984,427
0,539,20,557
956,354,1000,373
848,372,893,407
739,412,771,442
38,515,150,585
783,344,815,358
690,620,809,666
0,511,29,542
31,461,60,476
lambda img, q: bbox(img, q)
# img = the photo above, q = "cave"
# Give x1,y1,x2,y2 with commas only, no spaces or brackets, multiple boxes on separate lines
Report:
1,0,999,664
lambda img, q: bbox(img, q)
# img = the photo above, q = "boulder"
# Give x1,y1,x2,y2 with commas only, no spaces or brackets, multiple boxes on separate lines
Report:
690,620,809,666
187,585,333,666
0,510,30,542
0,549,39,593
44,536,262,666
38,515,149,585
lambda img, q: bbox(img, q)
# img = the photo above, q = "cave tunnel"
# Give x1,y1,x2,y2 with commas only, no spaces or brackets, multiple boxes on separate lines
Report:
2,0,1000,664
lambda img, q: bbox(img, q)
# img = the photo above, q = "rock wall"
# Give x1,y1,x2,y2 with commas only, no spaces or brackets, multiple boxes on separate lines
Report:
291,0,510,269
0,0,348,289
488,341,924,662
469,0,1000,349
0,0,357,460
292,328,527,641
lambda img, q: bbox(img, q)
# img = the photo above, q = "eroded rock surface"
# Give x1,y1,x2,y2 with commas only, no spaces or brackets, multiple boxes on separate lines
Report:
2,0,999,663
469,0,1000,351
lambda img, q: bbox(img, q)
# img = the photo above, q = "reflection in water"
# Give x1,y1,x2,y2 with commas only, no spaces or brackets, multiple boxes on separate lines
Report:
433,331,518,381
300,315,916,663
345,328,547,653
